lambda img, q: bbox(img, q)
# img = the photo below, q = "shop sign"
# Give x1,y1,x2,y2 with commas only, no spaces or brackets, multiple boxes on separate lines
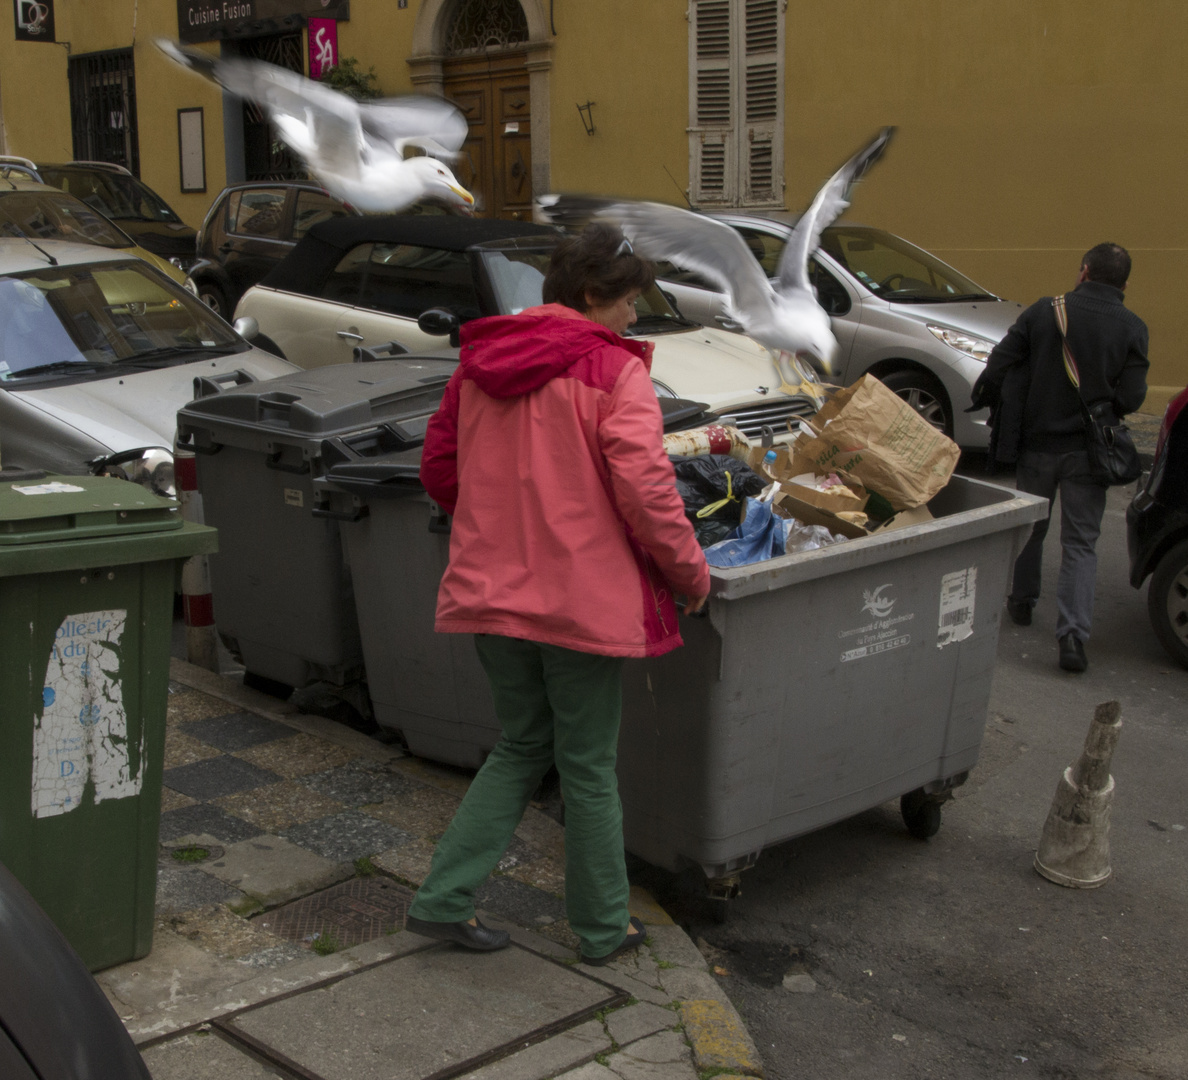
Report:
177,0,349,44
14,0,55,42
308,16,337,78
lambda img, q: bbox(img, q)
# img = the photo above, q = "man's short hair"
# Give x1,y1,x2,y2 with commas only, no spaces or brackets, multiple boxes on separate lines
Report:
542,222,656,312
1081,243,1131,289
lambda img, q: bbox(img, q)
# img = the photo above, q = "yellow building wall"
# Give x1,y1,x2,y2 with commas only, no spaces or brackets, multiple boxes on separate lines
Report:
542,2,689,203
781,0,1188,410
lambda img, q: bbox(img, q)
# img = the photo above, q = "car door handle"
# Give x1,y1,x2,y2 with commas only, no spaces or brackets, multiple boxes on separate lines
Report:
336,330,364,342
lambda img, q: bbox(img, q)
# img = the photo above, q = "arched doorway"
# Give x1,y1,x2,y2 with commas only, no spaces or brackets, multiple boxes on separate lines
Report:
408,0,552,219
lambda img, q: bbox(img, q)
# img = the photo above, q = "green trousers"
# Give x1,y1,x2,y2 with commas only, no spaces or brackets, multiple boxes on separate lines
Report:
407,634,630,959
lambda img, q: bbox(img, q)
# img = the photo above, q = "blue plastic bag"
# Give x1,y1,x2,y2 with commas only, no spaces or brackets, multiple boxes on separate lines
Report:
703,497,792,567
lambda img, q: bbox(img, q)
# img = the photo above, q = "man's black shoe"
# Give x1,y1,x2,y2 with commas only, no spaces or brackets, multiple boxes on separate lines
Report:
1006,597,1032,626
405,915,510,951
1058,633,1087,673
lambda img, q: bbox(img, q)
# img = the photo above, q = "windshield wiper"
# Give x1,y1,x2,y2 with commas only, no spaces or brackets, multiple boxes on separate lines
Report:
115,343,234,366
937,292,998,302
5,359,105,379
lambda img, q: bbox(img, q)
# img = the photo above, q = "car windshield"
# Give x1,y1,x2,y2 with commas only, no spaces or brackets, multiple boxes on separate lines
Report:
0,189,133,248
0,260,242,385
39,169,183,224
819,226,995,303
479,246,695,333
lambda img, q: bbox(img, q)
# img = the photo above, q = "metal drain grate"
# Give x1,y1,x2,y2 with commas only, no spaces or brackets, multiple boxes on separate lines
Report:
255,877,416,949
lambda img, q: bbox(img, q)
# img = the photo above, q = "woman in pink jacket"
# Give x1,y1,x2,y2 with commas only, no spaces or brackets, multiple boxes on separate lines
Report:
405,224,711,965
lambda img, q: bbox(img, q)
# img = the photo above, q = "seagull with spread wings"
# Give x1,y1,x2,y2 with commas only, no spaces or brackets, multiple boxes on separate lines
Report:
538,128,894,377
157,39,475,214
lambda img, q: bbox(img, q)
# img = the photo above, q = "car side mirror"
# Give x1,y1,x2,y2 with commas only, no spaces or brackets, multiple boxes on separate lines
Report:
233,315,259,341
418,307,461,347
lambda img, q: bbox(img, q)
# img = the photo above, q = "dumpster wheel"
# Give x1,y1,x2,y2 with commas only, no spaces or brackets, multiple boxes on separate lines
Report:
900,789,943,840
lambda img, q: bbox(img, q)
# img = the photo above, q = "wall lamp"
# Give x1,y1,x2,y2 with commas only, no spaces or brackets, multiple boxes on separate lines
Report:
576,101,595,136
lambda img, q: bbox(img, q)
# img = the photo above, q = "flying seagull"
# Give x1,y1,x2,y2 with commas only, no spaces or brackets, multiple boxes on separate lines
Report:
538,127,894,377
156,39,475,213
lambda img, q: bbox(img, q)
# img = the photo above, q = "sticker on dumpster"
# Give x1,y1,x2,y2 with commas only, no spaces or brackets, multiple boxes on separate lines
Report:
31,609,142,818
12,482,87,495
838,585,915,662
937,567,977,648
284,488,304,507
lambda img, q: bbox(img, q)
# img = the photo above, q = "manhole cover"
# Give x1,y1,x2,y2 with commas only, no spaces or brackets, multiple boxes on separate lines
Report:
256,877,415,949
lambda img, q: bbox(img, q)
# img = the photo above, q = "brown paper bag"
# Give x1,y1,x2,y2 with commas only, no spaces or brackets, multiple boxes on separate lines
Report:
792,374,960,510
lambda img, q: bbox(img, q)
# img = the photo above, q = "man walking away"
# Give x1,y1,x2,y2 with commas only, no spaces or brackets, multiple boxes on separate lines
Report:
971,243,1149,673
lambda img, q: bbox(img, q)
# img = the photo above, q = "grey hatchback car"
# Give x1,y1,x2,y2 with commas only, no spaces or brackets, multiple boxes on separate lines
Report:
658,213,1024,448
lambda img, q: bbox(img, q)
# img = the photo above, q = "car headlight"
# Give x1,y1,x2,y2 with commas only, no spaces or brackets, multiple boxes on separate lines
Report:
926,325,996,362
94,447,176,499
182,276,198,296
651,379,680,399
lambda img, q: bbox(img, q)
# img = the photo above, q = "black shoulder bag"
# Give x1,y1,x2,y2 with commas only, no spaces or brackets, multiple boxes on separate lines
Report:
1051,295,1142,486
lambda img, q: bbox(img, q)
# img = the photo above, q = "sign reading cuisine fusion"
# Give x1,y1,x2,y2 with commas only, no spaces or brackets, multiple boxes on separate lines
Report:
177,0,349,43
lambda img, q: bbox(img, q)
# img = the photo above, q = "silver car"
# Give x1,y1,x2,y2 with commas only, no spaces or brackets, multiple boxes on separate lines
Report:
0,239,297,492
658,214,1025,448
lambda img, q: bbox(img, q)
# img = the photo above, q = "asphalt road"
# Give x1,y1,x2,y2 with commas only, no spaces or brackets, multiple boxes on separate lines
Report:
638,458,1187,1080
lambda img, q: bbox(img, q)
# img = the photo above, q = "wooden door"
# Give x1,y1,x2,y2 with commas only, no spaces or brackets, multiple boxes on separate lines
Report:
443,53,532,219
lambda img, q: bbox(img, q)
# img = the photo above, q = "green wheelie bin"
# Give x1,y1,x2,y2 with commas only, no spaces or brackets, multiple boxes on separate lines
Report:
0,472,216,971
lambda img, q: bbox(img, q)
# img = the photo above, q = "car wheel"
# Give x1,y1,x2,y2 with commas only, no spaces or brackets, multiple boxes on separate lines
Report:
1147,538,1188,669
196,282,230,320
878,368,954,438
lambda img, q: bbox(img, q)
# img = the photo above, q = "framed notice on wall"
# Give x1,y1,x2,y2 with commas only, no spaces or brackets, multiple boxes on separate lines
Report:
177,108,206,193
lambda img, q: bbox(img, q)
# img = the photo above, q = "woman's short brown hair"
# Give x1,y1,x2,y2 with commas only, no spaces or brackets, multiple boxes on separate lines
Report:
542,222,656,312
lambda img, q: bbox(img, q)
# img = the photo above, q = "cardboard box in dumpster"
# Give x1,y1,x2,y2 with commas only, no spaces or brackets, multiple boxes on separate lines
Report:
747,444,870,517
792,373,961,510
768,486,932,540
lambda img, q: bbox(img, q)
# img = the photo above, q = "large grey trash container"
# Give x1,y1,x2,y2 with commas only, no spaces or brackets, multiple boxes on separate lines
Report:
175,359,456,691
319,462,1046,884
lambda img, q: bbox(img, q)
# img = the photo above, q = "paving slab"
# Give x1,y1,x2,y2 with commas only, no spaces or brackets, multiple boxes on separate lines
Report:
163,756,283,801
280,808,414,862
605,1002,680,1049
225,944,621,1080
601,1030,694,1080
198,834,353,907
159,802,266,845
456,1018,610,1080
181,712,296,752
141,1028,287,1079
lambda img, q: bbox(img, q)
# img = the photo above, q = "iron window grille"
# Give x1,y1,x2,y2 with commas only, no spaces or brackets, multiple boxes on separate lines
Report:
68,49,139,176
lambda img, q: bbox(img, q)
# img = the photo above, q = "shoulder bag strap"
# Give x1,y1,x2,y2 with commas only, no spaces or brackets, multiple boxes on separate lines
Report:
1051,295,1081,390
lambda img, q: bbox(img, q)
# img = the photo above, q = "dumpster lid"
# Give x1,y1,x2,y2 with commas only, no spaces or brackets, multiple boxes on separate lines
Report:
0,474,183,546
176,357,458,449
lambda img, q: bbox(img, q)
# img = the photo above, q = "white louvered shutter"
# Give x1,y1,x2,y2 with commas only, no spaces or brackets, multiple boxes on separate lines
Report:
688,0,784,208
741,0,782,205
689,0,736,205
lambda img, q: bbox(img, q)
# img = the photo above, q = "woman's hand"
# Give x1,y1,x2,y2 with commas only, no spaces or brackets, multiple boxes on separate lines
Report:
682,593,708,615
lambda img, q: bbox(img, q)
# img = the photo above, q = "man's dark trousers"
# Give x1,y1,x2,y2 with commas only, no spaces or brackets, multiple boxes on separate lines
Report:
1011,448,1107,642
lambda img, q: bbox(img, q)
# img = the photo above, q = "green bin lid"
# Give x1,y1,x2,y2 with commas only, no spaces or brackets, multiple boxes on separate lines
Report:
0,474,217,577
0,474,182,545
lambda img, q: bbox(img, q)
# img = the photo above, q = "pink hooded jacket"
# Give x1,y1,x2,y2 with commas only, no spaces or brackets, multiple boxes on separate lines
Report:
420,303,711,658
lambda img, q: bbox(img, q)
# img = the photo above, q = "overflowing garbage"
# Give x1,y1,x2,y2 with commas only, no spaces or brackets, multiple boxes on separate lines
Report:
665,373,961,566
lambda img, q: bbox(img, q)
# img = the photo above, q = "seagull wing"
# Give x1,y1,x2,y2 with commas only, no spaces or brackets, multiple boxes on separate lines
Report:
775,126,895,295
360,97,470,159
156,39,365,181
603,201,774,317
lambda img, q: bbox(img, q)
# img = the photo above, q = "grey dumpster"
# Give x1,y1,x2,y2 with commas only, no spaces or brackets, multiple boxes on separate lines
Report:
318,459,1046,888
176,359,456,692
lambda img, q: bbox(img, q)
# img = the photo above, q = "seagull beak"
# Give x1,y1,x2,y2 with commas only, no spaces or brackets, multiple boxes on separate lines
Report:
451,184,476,206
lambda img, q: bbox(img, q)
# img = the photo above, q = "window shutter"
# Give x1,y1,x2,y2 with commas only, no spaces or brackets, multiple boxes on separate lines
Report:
741,0,782,205
689,0,783,208
689,0,736,205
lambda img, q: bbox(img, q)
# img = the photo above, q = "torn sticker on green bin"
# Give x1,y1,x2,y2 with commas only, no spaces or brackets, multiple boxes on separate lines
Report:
937,568,976,648
32,609,141,818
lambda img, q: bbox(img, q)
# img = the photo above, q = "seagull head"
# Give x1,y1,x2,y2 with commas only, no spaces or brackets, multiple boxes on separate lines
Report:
406,156,475,209
800,312,840,377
